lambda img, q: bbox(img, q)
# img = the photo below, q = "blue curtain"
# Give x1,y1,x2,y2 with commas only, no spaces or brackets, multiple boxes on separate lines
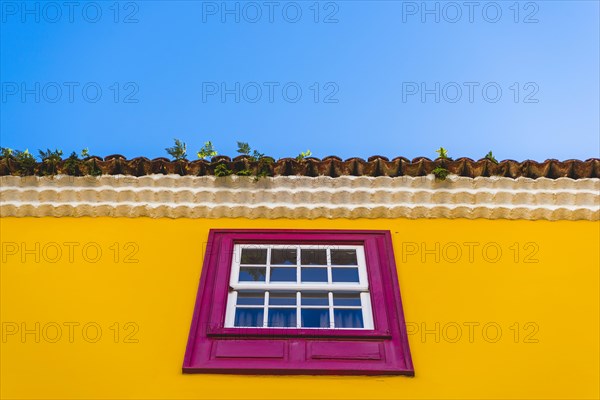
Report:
334,309,364,328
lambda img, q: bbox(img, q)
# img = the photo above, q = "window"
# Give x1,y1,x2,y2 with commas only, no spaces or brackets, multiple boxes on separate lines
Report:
183,230,414,375
226,244,373,330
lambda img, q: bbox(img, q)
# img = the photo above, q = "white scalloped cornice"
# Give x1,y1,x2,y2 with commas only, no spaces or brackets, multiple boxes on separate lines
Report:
1,175,598,220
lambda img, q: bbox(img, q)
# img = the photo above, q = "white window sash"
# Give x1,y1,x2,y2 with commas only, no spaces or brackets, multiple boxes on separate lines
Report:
225,244,374,330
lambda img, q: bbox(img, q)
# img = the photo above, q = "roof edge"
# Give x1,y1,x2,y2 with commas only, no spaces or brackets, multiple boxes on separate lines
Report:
1,157,598,180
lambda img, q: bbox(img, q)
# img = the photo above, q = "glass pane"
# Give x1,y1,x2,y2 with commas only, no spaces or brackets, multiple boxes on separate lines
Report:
332,268,359,283
269,292,297,306
301,309,330,328
270,267,296,282
236,291,264,305
331,249,358,265
333,293,362,306
301,292,329,306
301,249,327,265
334,309,364,328
239,267,266,282
301,267,328,282
268,308,296,327
234,308,264,327
271,249,297,265
240,248,267,264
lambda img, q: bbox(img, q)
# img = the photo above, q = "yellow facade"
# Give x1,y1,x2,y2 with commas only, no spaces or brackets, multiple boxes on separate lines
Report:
1,217,598,399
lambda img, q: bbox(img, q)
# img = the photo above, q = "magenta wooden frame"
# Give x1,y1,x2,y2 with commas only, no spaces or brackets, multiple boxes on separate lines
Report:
182,229,414,375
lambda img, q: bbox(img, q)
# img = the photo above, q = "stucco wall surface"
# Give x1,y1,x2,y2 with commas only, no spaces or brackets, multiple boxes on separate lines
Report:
1,218,598,399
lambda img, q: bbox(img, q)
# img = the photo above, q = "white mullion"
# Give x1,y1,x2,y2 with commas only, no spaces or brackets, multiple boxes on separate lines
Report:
230,244,242,286
328,291,335,328
268,305,299,308
237,264,267,267
361,292,374,329
296,291,301,328
296,245,301,284
326,247,333,284
236,305,267,308
225,290,238,327
232,283,367,291
266,246,272,284
263,291,270,327
356,246,373,329
299,305,346,309
356,246,368,287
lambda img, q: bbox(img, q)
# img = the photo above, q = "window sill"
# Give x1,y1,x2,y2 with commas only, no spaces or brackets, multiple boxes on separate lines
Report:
206,326,392,339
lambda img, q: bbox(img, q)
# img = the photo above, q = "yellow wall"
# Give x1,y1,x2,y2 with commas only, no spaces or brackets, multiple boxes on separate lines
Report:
1,217,598,400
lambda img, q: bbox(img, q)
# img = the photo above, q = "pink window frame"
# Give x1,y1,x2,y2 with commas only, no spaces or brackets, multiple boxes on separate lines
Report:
183,229,414,375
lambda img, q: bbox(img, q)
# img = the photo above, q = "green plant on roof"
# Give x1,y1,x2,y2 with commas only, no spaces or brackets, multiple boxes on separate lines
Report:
165,139,187,161
236,141,253,176
86,158,102,176
61,148,94,176
235,169,252,176
38,148,63,162
236,141,273,180
14,149,36,175
38,148,63,175
64,152,82,175
214,162,232,177
484,151,498,164
197,141,217,160
296,149,312,162
236,141,266,163
254,159,274,180
237,141,251,157
1,147,13,158
433,147,451,180
432,166,450,180
435,147,449,160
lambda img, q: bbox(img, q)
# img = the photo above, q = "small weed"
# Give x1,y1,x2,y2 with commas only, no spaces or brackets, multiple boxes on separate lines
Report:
1,147,13,158
197,141,217,160
435,147,451,160
64,152,82,175
296,150,312,162
165,139,187,161
236,141,273,180
14,149,36,175
432,166,450,180
215,163,232,177
38,148,63,175
485,151,498,164
87,158,102,176
236,169,252,176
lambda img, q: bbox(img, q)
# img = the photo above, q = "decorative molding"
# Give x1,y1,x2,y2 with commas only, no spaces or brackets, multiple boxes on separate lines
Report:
1,174,598,220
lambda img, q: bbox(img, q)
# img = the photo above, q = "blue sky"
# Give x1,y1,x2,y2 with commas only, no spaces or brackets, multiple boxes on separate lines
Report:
1,0,598,161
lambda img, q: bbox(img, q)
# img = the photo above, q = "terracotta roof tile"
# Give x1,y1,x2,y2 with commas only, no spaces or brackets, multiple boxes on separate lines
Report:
0,156,598,179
